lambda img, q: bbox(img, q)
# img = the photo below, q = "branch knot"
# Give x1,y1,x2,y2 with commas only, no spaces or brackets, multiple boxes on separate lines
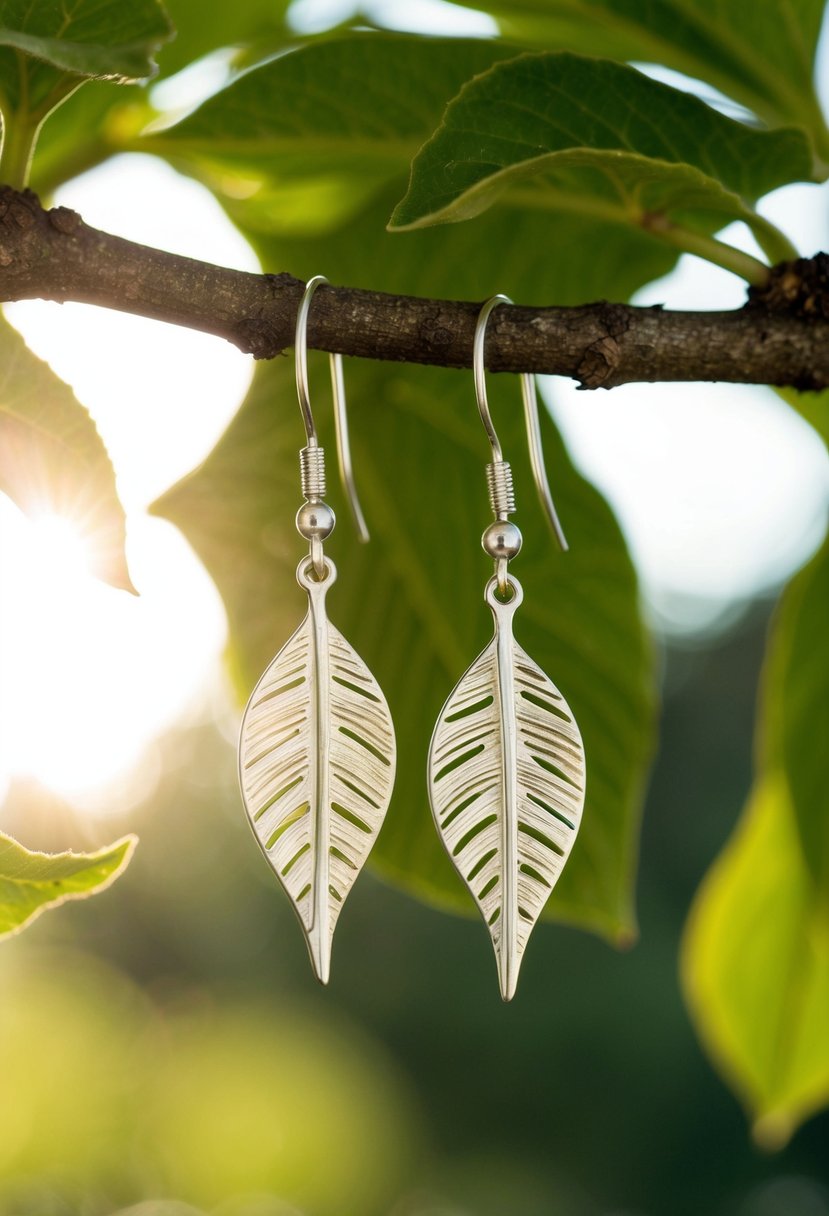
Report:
748,254,829,322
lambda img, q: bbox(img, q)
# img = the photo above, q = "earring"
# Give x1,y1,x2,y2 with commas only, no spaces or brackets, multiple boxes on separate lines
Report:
428,295,586,1001
238,276,396,983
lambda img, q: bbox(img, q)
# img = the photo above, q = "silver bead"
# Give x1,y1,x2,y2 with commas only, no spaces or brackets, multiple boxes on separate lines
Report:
296,501,335,540
482,520,523,561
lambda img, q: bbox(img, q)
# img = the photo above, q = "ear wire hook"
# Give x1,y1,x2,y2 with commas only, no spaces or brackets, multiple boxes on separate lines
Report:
295,275,370,544
474,294,568,553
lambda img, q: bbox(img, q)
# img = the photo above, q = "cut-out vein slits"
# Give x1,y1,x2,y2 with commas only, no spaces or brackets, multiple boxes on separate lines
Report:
239,567,395,984
429,616,585,1000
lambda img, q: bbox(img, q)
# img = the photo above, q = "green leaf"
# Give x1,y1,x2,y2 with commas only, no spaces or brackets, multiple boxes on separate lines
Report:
0,0,172,186
26,0,294,199
146,34,513,234
0,315,135,593
761,534,829,888
454,0,829,162
0,831,137,938
683,531,829,1143
390,52,814,273
150,34,691,292
0,0,173,98
682,775,829,1147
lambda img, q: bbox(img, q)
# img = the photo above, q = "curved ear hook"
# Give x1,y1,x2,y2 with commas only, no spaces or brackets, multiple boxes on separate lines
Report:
474,294,568,552
295,275,369,543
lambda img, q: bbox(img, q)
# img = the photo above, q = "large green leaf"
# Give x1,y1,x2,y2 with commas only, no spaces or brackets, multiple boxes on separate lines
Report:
0,831,137,938
0,0,172,108
146,35,513,234
0,0,172,87
682,775,829,1147
0,315,134,593
0,0,171,186
761,534,829,888
390,52,814,267
26,0,294,199
455,0,829,162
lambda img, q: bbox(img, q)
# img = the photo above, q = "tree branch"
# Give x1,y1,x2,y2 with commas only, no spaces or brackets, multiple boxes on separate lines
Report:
1,186,827,392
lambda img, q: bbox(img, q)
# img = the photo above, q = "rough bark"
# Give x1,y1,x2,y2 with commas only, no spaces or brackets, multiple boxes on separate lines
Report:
1,187,827,391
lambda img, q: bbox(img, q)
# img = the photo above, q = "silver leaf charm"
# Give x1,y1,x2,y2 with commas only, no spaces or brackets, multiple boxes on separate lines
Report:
239,559,396,982
429,576,586,1000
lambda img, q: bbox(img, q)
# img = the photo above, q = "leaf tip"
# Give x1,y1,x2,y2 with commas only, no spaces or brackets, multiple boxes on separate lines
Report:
114,831,140,856
103,562,139,596
386,196,429,233
95,832,139,881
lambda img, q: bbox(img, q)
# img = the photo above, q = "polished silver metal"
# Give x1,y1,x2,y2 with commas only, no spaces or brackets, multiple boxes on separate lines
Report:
427,298,585,999
299,444,327,501
295,275,369,544
481,520,522,562
428,574,585,1001
473,293,568,552
238,276,395,982
240,559,396,983
473,294,510,464
485,459,516,520
296,501,335,541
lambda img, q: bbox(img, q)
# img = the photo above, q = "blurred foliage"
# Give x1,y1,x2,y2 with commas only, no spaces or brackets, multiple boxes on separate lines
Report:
683,775,829,1152
0,950,418,1215
2,610,828,1215
0,0,828,1185
684,536,829,1145
763,536,829,885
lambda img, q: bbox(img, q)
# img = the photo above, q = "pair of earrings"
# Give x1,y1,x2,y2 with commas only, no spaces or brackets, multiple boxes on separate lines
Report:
238,278,586,1000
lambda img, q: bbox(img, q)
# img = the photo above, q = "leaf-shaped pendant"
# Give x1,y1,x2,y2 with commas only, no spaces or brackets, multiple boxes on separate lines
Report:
239,559,396,982
429,576,586,1000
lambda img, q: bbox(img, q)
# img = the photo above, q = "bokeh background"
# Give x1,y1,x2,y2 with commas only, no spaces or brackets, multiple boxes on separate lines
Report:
1,2,829,1214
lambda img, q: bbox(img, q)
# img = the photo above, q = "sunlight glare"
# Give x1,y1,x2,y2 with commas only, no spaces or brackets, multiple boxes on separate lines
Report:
26,514,94,585
545,379,829,634
1,157,251,807
0,498,227,802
